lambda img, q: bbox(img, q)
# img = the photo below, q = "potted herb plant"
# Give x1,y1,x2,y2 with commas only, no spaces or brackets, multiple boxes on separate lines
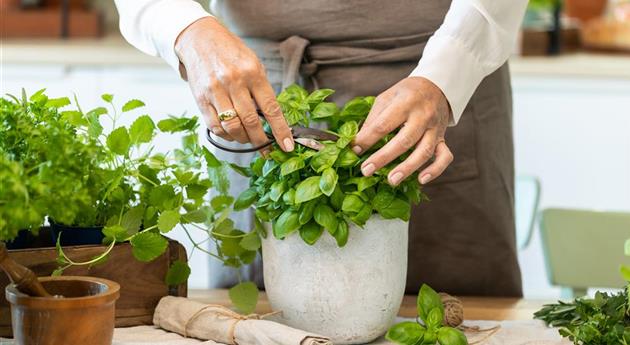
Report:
231,85,428,344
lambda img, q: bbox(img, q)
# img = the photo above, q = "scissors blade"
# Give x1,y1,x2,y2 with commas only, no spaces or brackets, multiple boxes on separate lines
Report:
295,137,325,151
291,126,339,141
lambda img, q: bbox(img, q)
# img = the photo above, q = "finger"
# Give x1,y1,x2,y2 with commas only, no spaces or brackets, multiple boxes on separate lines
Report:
359,116,427,177
418,141,454,185
198,100,234,141
230,86,270,147
212,88,249,143
250,79,294,152
352,100,406,155
386,129,439,186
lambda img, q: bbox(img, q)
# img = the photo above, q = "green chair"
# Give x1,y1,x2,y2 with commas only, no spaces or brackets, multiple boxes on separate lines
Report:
539,208,630,298
515,175,541,249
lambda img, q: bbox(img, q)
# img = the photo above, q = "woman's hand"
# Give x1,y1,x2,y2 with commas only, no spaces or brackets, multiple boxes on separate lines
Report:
352,77,453,186
175,17,294,153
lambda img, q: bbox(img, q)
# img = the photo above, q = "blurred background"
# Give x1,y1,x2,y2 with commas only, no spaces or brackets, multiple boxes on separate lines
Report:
1,0,630,299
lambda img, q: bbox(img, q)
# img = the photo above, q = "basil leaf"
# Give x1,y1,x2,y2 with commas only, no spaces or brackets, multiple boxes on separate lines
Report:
306,89,335,108
330,185,345,210
282,188,296,205
298,199,318,225
385,321,426,345
273,209,300,239
319,168,338,196
426,307,444,330
342,194,364,214
311,102,338,119
269,180,287,202
437,327,467,345
350,204,372,226
338,121,358,137
310,144,339,173
340,97,371,119
294,176,323,204
281,157,305,176
314,204,338,234
234,187,257,211
378,198,411,221
299,221,324,245
373,189,395,210
334,219,349,247
336,148,360,167
418,284,444,323
270,150,290,163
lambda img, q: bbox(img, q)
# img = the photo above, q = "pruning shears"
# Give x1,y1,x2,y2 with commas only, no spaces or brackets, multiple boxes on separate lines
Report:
206,110,338,153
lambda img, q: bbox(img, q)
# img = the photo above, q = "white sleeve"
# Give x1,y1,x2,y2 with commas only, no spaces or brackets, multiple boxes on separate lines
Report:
409,0,528,125
114,0,211,72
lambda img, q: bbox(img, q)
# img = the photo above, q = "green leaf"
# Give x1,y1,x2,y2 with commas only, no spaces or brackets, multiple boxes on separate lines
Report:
426,307,444,330
61,110,87,126
273,209,300,239
122,99,145,112
229,282,259,314
338,121,358,137
319,168,338,197
103,224,127,242
158,210,180,233
310,144,340,172
334,219,349,247
211,195,234,212
121,206,144,234
234,188,258,211
186,183,210,201
385,321,426,345
165,260,191,285
330,186,344,210
101,94,114,103
299,221,324,245
107,127,131,155
340,97,371,119
351,204,372,226
149,185,176,210
202,146,222,168
228,163,252,177
214,219,234,235
373,189,395,210
437,327,467,345
183,208,210,223
294,176,323,204
282,188,296,205
418,284,444,323
625,239,630,256
269,150,290,163
87,106,108,117
269,180,287,202
129,115,155,144
311,102,338,119
280,157,305,176
45,97,71,108
336,148,360,167
306,89,334,108
314,204,338,234
620,265,630,281
240,231,262,251
130,232,168,262
378,198,411,221
298,199,318,225
342,194,364,214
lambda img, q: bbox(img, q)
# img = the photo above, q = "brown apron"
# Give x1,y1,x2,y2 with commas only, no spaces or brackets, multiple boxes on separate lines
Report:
209,0,523,297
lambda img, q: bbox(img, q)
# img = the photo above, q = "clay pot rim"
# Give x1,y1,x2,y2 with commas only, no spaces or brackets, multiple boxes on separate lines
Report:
5,276,120,309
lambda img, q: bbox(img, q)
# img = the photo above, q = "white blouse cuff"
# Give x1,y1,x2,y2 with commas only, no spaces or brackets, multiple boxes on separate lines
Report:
409,34,487,126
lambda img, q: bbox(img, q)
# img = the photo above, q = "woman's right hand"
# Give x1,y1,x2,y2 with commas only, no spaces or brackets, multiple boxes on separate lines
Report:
175,17,294,153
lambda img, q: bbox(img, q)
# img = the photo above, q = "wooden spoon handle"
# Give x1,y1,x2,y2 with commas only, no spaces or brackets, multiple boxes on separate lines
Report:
0,242,51,297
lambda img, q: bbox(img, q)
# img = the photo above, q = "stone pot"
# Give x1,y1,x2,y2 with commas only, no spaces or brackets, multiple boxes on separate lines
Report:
262,215,408,344
6,276,120,345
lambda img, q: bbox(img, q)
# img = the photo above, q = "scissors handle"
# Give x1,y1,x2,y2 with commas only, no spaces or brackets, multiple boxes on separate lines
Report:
205,128,274,153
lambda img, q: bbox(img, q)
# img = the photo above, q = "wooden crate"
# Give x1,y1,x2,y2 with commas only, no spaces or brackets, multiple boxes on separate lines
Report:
0,237,187,337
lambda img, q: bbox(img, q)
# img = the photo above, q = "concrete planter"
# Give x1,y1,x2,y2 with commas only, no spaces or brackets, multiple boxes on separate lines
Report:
262,215,408,344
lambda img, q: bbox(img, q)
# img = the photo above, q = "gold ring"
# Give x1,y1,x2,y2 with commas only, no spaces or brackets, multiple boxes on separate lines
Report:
218,109,238,122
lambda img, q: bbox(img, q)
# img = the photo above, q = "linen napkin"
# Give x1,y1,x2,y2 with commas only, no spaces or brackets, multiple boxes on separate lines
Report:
153,296,331,345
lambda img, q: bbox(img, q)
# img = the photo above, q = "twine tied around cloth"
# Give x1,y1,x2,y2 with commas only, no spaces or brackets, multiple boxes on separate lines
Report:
183,304,282,345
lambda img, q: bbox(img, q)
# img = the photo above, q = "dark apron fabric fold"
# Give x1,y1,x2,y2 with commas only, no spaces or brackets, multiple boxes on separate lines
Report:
208,0,522,297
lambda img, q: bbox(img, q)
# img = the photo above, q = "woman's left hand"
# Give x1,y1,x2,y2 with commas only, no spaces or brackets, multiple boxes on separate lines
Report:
352,77,453,186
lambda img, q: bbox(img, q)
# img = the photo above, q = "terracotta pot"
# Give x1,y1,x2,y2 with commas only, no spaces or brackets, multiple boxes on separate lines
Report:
564,0,608,22
262,215,408,344
6,276,120,345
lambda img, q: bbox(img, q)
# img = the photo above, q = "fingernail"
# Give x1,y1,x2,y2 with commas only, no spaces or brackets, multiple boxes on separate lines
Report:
420,174,433,185
390,172,404,186
211,126,223,135
361,163,375,176
352,145,362,154
283,138,294,152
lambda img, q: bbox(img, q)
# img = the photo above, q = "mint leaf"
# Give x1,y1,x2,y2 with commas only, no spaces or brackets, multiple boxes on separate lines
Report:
121,206,144,234
211,195,234,212
101,94,114,103
45,97,71,108
107,127,131,155
129,115,155,144
229,281,259,314
234,187,257,211
103,224,127,242
165,260,191,285
158,210,180,233
130,232,168,262
122,99,145,112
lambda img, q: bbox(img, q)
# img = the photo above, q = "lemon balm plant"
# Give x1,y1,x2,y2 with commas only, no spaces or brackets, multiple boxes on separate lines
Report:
0,90,259,288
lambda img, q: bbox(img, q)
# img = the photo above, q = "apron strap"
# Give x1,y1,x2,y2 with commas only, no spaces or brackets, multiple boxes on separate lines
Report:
278,35,311,89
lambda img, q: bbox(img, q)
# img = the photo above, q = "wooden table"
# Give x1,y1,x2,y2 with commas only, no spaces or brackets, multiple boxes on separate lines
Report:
189,289,547,321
